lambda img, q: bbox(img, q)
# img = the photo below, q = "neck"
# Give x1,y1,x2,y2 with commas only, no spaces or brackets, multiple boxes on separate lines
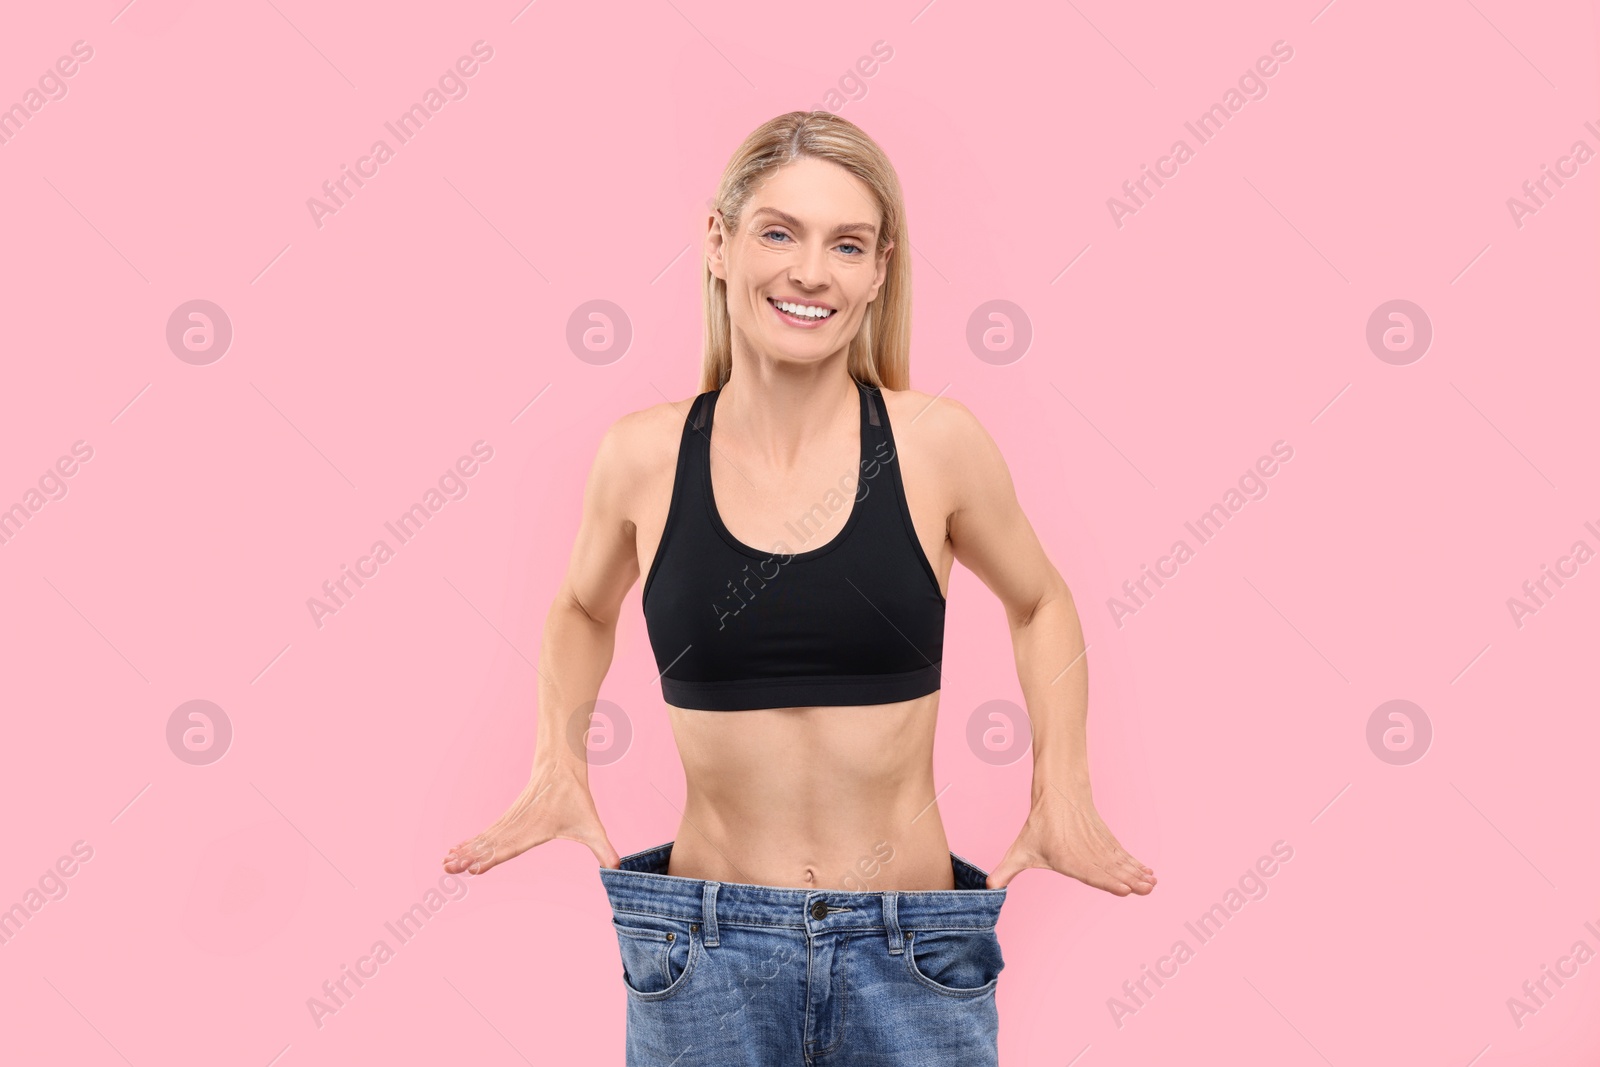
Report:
716,366,859,469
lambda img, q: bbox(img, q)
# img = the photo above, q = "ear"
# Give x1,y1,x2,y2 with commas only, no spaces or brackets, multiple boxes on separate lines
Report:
704,208,732,282
866,239,893,301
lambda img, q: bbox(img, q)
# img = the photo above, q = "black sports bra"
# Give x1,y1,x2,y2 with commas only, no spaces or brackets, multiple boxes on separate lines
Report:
642,379,947,711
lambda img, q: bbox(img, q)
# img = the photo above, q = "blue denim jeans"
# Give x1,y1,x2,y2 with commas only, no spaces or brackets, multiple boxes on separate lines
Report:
598,841,1008,1066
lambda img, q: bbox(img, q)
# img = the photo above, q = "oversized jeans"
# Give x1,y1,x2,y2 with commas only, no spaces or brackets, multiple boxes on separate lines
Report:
598,841,1008,1066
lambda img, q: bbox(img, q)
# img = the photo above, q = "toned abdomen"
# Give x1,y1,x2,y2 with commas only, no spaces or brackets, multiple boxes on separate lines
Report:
663,693,957,891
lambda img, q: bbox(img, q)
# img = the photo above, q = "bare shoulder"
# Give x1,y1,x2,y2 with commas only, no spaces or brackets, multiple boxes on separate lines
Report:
587,393,698,519
603,393,695,460
879,386,1002,473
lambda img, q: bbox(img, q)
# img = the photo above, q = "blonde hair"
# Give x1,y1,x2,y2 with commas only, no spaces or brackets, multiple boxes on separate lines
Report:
700,111,911,394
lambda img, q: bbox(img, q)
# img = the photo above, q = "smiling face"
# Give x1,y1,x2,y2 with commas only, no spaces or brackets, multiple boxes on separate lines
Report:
707,156,893,372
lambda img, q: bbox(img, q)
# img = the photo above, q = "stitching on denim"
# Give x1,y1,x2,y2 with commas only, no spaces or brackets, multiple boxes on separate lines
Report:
611,911,808,931
622,930,701,1002
612,911,998,935
610,908,699,924
802,931,817,1052
903,930,1002,999
613,923,679,941
605,879,1005,899
812,932,853,1058
604,876,1003,898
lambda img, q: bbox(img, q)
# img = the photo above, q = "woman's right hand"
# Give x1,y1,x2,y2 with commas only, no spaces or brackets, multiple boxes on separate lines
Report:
441,761,621,876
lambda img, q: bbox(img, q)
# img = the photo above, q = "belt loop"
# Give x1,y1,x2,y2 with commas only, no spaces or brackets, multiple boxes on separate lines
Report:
701,881,721,947
882,890,904,955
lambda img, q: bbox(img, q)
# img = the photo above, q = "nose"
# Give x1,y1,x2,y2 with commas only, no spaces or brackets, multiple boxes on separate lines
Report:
789,238,830,290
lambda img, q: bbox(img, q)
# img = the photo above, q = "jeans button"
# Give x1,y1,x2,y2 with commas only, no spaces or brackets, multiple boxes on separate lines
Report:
811,901,828,920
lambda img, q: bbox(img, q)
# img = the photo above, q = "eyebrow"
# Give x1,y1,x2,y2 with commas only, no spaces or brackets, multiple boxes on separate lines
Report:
750,207,877,239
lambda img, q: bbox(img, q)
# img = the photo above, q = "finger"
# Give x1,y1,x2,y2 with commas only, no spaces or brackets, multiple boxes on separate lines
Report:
465,787,550,847
443,851,485,874
450,822,507,857
1113,856,1156,893
1080,852,1141,894
1110,845,1153,877
460,836,504,875
1114,866,1154,893
1115,854,1153,883
443,836,489,871
443,846,483,874
446,841,479,860
1083,866,1135,896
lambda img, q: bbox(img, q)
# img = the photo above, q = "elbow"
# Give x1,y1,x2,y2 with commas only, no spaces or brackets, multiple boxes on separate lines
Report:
557,583,609,629
1017,574,1073,629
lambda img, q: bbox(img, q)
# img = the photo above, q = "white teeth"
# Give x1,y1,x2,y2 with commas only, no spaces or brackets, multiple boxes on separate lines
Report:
773,299,833,319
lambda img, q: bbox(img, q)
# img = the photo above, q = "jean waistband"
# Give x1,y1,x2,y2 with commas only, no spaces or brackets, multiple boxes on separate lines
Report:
598,841,1006,933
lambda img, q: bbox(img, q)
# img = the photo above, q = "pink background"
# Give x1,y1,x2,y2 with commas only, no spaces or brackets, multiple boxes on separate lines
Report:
3,0,1597,1063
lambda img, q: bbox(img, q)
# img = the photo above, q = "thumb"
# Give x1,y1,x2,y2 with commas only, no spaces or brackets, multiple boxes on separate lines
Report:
985,845,1035,889
551,823,621,870
584,829,622,870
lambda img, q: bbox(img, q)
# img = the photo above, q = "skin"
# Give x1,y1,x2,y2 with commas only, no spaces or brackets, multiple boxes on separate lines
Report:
443,156,1155,898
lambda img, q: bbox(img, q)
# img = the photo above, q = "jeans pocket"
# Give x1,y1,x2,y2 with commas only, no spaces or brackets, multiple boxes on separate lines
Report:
903,926,1005,998
612,912,700,1001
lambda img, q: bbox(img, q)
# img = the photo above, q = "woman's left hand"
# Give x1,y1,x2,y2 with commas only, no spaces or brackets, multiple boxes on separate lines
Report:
985,782,1156,895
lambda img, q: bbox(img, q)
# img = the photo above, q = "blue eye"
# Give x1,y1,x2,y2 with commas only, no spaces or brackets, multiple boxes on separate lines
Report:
763,229,865,256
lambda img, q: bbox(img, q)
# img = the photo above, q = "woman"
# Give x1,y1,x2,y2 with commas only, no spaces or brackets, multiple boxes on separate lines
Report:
443,111,1154,1065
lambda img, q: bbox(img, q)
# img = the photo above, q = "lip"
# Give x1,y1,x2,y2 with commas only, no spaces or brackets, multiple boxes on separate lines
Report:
768,297,835,329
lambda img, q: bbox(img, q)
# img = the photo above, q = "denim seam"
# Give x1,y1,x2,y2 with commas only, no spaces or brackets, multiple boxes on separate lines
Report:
811,932,853,1058
605,877,1002,899
622,930,701,1002
610,907,701,924
611,911,809,931
606,877,1003,900
611,912,998,934
902,932,1002,1000
613,923,680,941
803,935,816,1051
813,922,1000,931
703,881,721,947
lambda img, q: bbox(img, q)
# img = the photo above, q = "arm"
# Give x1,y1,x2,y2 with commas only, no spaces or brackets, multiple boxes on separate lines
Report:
937,397,1155,896
532,414,647,784
442,412,650,876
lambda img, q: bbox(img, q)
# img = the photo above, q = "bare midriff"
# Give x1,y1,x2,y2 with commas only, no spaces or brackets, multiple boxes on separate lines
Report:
664,689,957,891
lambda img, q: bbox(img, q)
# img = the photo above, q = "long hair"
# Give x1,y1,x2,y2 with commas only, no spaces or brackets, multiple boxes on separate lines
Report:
700,111,912,393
